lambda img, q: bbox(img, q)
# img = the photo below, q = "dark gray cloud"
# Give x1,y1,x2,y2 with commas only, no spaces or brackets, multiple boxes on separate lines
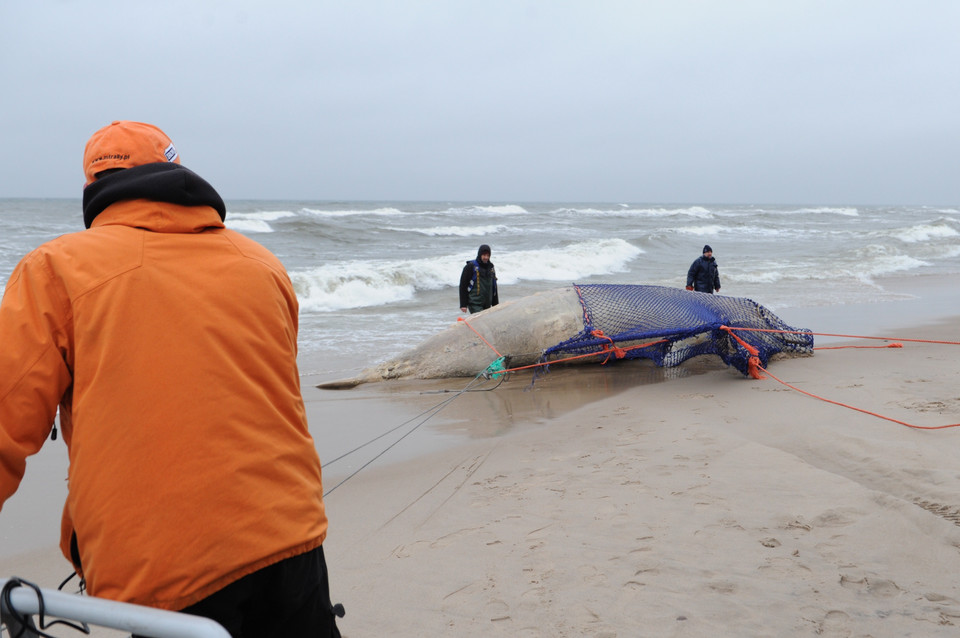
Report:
2,0,958,204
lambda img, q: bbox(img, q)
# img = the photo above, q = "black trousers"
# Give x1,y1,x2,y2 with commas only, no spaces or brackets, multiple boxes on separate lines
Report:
135,545,342,638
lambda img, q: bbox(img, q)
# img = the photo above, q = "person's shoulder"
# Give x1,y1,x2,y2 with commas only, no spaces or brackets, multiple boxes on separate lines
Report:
6,228,135,290
218,228,287,269
20,228,110,264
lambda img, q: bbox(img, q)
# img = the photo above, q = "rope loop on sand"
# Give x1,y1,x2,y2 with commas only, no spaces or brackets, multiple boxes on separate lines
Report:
757,363,960,431
725,326,960,431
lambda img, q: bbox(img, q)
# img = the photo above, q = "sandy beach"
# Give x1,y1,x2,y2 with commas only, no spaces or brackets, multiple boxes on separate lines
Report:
317,318,960,637
3,292,960,637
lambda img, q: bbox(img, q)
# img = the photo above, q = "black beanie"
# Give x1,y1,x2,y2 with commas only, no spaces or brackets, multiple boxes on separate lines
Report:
478,244,491,257
703,245,713,254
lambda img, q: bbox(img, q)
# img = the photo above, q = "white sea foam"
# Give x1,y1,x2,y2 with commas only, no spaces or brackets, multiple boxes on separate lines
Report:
395,224,512,237
863,254,930,276
224,210,297,233
674,224,727,236
555,206,713,218
495,239,643,285
473,204,527,214
788,206,859,216
888,223,959,243
301,204,528,219
291,238,642,311
230,210,297,221
851,245,931,274
675,224,785,238
733,249,929,286
225,219,275,233
626,206,712,218
301,207,408,218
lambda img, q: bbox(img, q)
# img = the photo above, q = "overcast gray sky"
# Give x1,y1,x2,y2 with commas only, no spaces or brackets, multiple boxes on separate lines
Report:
2,1,958,204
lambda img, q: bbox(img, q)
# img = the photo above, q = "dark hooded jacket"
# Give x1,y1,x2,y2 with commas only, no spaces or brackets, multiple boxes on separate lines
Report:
82,162,227,228
459,245,498,312
687,254,721,293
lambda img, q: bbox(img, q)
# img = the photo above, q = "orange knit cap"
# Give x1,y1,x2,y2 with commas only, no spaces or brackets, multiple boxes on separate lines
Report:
83,120,180,185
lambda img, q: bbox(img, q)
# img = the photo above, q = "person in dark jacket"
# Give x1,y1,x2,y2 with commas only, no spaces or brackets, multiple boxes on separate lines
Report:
459,244,499,313
686,244,721,294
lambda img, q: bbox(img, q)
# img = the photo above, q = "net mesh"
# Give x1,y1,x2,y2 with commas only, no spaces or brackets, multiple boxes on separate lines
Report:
543,284,814,376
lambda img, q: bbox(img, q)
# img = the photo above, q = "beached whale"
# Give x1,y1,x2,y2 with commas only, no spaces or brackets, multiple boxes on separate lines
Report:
318,287,584,389
317,284,814,389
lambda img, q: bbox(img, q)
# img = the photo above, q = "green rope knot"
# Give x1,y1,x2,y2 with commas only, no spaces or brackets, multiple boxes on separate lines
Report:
483,356,507,379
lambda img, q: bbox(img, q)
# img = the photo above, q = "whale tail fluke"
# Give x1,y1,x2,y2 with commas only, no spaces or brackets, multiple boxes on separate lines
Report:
316,377,367,390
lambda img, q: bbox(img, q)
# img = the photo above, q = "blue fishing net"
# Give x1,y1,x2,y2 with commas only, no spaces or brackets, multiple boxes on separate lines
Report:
543,284,813,376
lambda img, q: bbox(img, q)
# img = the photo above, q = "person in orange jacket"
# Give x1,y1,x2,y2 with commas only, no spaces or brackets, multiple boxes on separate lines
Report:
0,121,342,637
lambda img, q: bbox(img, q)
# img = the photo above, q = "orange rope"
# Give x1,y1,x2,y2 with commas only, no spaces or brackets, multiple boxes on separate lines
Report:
757,363,960,431
457,316,502,357
722,325,960,430
814,343,903,350
719,326,764,379
722,326,960,346
500,338,669,374
591,329,627,364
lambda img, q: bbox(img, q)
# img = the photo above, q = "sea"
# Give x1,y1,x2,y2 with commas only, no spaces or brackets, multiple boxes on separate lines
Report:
2,199,960,380
4,198,960,562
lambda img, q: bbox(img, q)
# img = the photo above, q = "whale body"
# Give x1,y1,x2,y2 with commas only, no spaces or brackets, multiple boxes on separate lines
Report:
317,284,814,389
318,287,585,389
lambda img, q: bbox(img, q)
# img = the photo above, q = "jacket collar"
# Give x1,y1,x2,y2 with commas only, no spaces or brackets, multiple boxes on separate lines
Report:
82,162,226,229
90,199,225,233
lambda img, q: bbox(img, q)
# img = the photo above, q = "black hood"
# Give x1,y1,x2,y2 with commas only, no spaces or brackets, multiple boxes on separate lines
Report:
82,163,226,229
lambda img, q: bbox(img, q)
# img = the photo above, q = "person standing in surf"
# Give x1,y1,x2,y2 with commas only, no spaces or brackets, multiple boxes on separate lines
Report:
0,121,342,637
686,244,722,294
459,244,499,313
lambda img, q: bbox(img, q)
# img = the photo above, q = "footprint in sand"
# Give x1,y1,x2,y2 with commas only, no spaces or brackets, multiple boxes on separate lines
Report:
924,592,960,605
817,610,851,635
703,580,738,594
839,574,867,592
840,573,902,597
899,398,957,413
914,499,960,526
812,508,859,528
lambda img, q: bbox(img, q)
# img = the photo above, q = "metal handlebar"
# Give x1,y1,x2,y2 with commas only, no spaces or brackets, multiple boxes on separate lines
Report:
1,577,230,638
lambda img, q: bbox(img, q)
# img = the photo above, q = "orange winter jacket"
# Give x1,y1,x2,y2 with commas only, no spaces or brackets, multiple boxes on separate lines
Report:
0,166,327,610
